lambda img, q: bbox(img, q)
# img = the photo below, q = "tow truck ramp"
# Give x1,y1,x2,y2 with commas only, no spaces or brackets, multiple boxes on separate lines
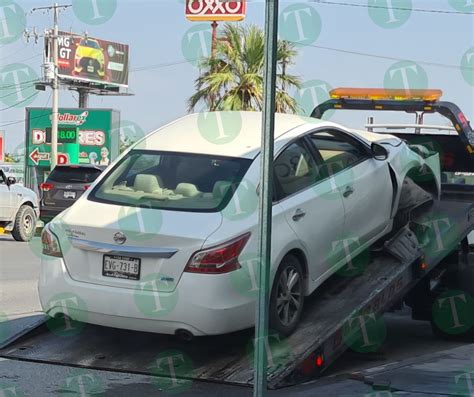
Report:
1,200,473,389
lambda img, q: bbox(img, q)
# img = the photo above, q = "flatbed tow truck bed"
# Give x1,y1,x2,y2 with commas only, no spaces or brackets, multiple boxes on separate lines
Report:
1,198,473,389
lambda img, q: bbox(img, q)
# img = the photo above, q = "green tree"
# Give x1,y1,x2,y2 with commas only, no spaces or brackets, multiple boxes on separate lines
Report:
188,24,301,113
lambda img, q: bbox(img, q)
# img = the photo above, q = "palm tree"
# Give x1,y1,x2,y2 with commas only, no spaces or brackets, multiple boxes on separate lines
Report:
188,24,301,114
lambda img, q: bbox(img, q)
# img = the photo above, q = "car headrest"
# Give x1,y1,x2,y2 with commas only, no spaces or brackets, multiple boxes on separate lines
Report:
133,174,161,193
175,183,200,197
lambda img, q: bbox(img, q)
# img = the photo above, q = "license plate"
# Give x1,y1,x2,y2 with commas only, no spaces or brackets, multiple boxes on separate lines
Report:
64,191,76,199
103,255,141,280
87,65,94,72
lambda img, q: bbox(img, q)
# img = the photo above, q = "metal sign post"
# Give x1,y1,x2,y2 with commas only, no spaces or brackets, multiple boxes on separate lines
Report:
254,1,279,396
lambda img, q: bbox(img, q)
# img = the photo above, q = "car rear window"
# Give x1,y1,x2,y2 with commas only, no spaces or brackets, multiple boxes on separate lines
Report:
48,167,102,183
88,150,252,212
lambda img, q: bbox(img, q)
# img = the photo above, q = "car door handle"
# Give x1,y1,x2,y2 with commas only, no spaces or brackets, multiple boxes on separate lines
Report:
343,186,354,198
292,208,306,221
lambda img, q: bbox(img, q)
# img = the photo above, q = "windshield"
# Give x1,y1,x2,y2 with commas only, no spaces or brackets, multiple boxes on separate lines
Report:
80,39,100,49
48,167,102,183
89,150,252,212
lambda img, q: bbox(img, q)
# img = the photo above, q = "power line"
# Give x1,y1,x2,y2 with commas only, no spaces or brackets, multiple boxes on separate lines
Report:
0,79,40,90
130,59,196,73
0,92,38,112
312,0,474,15
0,91,52,127
292,41,474,71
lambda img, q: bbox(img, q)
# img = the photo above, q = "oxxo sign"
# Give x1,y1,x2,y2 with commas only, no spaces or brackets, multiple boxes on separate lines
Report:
185,0,246,21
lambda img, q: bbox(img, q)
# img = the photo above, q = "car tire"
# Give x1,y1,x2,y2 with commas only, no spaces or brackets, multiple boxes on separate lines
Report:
269,254,305,337
11,205,36,242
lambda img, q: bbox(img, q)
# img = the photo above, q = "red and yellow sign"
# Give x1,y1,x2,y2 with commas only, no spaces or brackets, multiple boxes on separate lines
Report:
185,0,246,21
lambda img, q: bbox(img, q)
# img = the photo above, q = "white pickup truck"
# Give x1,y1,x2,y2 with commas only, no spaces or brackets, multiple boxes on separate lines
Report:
0,169,39,241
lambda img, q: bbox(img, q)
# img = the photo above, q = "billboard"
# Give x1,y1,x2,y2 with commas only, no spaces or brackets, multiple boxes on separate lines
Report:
0,131,4,163
26,108,120,169
185,0,246,21
57,32,129,87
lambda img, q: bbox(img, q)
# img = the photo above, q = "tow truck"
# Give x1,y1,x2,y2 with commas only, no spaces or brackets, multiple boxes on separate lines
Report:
1,89,473,390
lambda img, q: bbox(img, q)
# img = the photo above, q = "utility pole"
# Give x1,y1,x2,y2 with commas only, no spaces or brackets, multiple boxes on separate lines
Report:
254,1,279,396
30,3,71,170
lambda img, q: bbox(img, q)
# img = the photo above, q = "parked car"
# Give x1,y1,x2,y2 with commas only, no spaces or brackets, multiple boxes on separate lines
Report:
39,112,440,337
40,165,105,223
0,169,39,241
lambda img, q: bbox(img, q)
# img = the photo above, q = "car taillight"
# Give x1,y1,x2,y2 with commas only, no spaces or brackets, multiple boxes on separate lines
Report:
42,225,63,258
40,182,54,192
185,233,251,274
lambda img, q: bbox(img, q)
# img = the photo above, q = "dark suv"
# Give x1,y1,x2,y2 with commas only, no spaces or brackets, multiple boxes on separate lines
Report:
40,165,105,223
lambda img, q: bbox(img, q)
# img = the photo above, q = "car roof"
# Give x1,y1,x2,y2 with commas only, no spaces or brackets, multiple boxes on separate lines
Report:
135,111,338,159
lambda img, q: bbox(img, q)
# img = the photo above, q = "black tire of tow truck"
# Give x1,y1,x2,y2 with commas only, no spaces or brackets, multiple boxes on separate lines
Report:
11,205,37,242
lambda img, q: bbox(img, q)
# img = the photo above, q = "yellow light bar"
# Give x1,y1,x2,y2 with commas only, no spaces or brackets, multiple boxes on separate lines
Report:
330,88,443,102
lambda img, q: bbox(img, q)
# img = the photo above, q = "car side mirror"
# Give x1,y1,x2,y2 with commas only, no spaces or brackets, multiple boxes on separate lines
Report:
371,142,389,161
6,176,16,186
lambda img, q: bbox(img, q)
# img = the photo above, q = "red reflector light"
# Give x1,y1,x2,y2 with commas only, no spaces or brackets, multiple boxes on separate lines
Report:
420,262,428,271
315,354,324,367
84,185,90,190
185,233,251,274
40,182,54,192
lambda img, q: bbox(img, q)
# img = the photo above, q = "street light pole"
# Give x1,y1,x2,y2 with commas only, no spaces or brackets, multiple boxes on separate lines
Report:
253,1,279,396
50,2,59,170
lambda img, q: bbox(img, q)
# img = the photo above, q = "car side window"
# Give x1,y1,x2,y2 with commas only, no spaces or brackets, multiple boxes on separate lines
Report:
274,140,321,200
309,130,369,176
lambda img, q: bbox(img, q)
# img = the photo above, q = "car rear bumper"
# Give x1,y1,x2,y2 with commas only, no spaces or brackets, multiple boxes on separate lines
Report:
40,205,67,222
38,257,256,336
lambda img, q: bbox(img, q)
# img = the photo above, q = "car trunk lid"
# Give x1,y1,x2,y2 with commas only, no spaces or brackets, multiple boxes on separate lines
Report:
55,199,223,292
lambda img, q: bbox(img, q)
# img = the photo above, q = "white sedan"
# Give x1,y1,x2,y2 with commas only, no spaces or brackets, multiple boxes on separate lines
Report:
39,112,440,337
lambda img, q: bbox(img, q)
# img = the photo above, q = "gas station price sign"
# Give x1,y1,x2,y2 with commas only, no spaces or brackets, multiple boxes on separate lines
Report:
58,127,78,144
46,127,79,144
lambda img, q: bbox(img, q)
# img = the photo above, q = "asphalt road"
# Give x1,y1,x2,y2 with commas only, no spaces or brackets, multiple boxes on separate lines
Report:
0,234,473,396
0,234,42,319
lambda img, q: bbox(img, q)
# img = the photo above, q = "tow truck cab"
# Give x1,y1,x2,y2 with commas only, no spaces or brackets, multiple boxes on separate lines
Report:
311,88,474,204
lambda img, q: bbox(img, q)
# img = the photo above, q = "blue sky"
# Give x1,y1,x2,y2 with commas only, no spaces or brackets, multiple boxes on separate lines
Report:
0,0,473,153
